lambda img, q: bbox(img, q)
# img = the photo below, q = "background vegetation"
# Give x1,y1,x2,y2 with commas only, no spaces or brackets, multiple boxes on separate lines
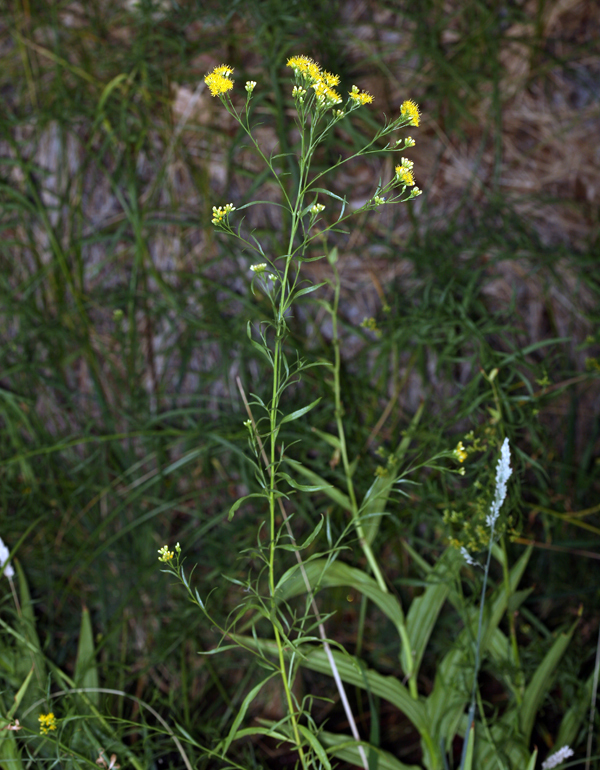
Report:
0,0,599,767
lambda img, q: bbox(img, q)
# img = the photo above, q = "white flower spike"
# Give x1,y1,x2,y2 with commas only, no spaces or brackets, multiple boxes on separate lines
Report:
486,438,512,528
0,538,14,579
542,745,574,769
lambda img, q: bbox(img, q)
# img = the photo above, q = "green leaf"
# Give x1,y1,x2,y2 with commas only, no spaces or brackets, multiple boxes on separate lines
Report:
279,516,324,551
405,549,462,680
221,675,276,756
275,559,407,644
320,731,421,770
519,617,579,742
555,670,594,748
284,459,351,509
300,647,428,735
14,560,46,685
96,73,128,115
297,724,332,769
311,427,341,450
426,547,533,747
525,749,538,770
460,723,475,770
7,667,34,719
228,492,269,521
247,322,273,364
279,397,321,425
359,403,424,545
74,606,100,706
277,470,331,493
293,282,327,300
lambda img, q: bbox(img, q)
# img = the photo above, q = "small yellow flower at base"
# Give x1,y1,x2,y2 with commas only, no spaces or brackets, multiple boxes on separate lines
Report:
204,64,234,97
39,713,57,735
400,100,420,127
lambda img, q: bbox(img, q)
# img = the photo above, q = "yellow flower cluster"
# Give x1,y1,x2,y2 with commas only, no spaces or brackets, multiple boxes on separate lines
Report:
454,441,468,462
158,542,181,563
395,157,415,187
158,545,173,562
349,84,374,105
211,203,236,226
401,99,420,127
39,713,57,735
204,64,234,97
286,56,343,108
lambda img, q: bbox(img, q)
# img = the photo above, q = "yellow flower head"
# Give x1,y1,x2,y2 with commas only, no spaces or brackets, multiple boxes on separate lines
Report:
401,99,420,127
39,713,57,735
454,441,468,463
321,70,340,87
286,55,321,83
157,545,174,563
205,64,234,97
312,79,342,108
395,164,415,187
349,85,374,105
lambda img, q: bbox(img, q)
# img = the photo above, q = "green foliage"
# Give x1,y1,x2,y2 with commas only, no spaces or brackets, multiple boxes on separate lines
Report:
1,1,598,769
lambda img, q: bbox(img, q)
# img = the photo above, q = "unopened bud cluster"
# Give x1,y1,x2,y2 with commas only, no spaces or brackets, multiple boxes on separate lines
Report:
211,203,236,226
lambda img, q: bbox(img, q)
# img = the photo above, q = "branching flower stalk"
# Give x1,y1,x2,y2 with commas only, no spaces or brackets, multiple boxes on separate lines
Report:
158,57,422,767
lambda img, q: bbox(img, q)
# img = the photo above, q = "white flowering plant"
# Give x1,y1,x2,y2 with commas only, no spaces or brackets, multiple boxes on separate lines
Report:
155,57,590,770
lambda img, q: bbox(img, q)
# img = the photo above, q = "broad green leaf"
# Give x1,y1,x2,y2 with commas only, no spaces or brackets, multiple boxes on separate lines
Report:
74,607,99,706
280,397,321,425
426,547,533,747
285,459,351,509
275,560,407,645
297,647,428,736
525,749,538,770
320,730,421,770
519,618,579,742
555,670,594,748
311,427,341,451
7,666,34,719
233,636,438,767
460,723,474,770
14,560,46,692
405,548,462,680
